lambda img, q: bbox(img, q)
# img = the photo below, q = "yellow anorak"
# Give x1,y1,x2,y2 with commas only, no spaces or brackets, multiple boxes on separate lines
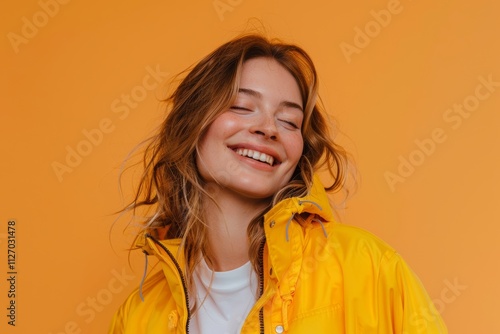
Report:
110,175,447,333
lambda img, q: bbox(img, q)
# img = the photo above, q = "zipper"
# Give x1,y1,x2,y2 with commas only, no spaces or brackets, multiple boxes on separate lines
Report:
258,238,266,334
147,234,191,334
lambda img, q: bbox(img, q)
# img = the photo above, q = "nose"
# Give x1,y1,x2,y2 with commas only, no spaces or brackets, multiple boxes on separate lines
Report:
249,113,278,140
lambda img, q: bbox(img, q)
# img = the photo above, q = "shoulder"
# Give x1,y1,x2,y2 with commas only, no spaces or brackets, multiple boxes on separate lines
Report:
329,222,395,254
315,220,396,254
299,221,449,332
304,221,426,292
304,220,401,271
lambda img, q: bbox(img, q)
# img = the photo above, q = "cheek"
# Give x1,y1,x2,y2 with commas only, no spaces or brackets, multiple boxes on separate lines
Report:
195,115,236,176
198,117,229,154
288,134,304,166
211,112,240,132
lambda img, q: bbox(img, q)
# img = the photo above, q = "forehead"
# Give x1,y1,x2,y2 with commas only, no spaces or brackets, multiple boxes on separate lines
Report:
238,58,303,106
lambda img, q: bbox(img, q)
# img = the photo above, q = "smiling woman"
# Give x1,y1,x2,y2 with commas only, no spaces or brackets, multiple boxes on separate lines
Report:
109,34,448,333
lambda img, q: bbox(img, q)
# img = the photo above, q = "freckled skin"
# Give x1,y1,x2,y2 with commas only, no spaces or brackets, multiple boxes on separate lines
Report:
197,57,304,199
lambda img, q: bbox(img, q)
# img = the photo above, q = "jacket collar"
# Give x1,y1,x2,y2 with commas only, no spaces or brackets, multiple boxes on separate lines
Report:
264,173,335,224
262,174,335,302
134,175,334,274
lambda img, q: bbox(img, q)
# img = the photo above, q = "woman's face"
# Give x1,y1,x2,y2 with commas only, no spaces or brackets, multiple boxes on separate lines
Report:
196,57,304,199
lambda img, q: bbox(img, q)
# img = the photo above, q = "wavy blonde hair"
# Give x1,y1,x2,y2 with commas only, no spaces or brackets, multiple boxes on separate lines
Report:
123,33,350,288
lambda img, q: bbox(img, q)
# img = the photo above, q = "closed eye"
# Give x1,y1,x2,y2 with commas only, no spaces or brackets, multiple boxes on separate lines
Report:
230,106,252,111
279,119,300,130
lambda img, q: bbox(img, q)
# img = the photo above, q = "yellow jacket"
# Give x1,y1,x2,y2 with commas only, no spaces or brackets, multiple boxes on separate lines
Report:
109,175,447,333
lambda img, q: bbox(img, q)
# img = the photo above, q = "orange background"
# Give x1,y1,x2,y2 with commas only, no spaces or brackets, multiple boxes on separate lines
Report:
2,0,499,333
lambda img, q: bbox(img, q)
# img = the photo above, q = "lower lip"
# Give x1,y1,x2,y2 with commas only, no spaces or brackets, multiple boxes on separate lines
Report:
231,149,275,171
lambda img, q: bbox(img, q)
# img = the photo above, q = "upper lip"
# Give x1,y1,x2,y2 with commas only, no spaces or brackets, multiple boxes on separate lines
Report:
228,143,282,164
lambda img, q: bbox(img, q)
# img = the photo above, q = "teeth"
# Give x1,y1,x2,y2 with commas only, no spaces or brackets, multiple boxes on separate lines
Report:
235,148,275,166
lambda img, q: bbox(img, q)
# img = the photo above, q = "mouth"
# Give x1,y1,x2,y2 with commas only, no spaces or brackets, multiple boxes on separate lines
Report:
233,148,278,166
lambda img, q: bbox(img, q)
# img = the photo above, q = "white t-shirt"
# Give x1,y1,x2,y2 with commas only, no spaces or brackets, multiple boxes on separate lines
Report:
189,259,258,334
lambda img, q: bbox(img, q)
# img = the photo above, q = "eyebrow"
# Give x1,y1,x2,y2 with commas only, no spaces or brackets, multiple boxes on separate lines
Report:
238,88,303,112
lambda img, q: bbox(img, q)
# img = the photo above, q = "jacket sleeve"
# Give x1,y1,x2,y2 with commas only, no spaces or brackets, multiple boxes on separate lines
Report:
377,251,448,334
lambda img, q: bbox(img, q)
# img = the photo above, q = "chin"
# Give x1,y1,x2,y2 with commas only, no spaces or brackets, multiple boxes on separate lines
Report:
233,182,282,200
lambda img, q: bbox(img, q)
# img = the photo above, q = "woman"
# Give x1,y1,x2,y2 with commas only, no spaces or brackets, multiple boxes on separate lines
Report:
109,34,447,333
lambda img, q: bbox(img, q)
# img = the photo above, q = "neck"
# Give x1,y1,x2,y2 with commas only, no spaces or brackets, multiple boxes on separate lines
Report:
202,184,270,272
